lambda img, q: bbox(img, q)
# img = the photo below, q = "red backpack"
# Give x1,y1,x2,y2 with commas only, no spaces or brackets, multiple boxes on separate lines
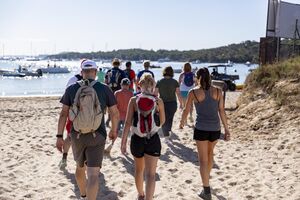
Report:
132,94,160,138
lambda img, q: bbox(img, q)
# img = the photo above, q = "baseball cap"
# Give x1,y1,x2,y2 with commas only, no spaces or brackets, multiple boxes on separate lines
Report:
121,78,131,85
81,60,97,70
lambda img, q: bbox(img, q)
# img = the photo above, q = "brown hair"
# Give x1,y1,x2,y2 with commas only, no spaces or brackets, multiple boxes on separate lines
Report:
162,66,174,77
183,62,192,73
196,67,211,90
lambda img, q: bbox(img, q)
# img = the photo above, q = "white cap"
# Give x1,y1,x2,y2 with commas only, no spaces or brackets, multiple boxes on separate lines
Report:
143,60,150,65
81,60,97,70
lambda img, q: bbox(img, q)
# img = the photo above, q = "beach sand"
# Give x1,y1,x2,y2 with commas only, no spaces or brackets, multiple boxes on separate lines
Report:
0,91,299,200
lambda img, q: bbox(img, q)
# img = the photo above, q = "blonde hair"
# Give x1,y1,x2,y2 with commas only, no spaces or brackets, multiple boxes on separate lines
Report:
139,73,155,93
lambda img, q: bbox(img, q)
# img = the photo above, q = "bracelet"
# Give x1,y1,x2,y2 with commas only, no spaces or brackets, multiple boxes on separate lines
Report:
56,134,63,138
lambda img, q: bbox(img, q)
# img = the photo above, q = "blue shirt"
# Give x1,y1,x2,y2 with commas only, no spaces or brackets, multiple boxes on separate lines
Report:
137,69,155,79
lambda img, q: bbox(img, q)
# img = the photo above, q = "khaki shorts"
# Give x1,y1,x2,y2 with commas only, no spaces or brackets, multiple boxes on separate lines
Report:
70,131,106,168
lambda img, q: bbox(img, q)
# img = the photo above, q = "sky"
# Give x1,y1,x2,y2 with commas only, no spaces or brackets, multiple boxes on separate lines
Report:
0,0,299,55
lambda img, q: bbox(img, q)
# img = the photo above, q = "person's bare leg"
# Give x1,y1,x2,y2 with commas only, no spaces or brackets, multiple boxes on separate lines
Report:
208,140,218,174
196,141,209,187
134,156,145,197
86,167,100,200
75,164,87,197
59,136,71,169
189,103,194,122
144,154,159,200
63,137,71,154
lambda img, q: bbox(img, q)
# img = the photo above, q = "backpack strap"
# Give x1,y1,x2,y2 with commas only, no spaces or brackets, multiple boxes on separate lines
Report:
192,89,201,103
90,80,98,87
75,74,83,80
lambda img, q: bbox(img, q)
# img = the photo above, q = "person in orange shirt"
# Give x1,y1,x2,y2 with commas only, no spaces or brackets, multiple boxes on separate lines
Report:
115,78,134,134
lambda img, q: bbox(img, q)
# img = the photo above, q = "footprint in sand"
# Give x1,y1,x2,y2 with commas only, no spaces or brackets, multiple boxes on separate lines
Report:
225,175,231,179
168,168,178,173
215,171,224,175
176,192,184,196
228,182,237,186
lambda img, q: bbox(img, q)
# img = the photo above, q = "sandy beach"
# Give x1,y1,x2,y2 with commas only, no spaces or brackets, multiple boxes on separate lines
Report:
0,91,299,200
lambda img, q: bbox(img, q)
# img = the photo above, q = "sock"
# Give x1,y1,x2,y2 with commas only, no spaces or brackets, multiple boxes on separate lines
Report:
203,186,211,194
62,153,68,160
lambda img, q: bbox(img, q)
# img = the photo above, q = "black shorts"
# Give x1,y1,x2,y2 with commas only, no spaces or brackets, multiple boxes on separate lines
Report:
130,133,161,158
193,128,221,142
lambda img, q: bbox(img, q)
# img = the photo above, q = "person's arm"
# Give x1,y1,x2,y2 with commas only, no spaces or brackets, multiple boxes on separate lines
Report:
56,104,69,152
157,98,165,126
121,98,135,154
176,87,183,109
154,88,159,96
104,71,109,84
180,90,194,128
218,89,230,141
132,71,137,91
178,73,183,85
136,73,141,91
105,85,119,141
154,80,160,96
108,105,119,142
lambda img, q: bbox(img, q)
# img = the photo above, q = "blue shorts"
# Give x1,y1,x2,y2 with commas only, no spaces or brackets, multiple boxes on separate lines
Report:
180,91,189,98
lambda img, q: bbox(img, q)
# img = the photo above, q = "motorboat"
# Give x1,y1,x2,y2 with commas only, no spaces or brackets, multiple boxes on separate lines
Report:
245,61,252,67
208,64,239,91
2,71,26,77
38,65,70,74
17,66,43,77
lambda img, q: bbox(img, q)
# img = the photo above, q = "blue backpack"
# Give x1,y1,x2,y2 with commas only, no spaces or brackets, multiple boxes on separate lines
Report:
108,68,121,88
183,72,194,87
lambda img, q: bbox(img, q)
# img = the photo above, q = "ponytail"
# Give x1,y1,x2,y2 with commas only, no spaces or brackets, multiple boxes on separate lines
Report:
196,67,211,90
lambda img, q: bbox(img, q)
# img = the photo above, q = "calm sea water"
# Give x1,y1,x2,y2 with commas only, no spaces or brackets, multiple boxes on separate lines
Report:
0,60,257,97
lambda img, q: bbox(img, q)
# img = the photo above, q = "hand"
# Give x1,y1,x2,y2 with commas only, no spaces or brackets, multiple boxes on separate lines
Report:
56,138,64,153
109,130,118,142
224,129,230,141
121,140,127,155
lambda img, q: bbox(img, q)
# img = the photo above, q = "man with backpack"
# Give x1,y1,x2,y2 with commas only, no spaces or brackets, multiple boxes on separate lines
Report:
56,59,119,200
59,72,83,170
105,58,127,93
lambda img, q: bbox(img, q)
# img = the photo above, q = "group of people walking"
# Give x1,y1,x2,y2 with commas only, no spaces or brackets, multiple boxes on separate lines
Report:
56,58,230,200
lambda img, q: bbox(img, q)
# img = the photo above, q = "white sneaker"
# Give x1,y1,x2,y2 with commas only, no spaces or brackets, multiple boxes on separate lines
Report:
58,158,67,170
158,128,164,137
